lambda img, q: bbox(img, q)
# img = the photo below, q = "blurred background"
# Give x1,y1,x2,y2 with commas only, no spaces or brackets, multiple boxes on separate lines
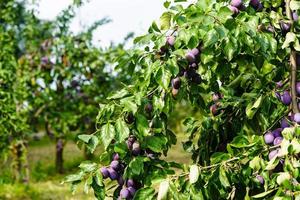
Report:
0,0,193,199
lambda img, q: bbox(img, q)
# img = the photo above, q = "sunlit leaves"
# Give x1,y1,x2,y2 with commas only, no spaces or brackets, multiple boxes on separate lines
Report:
100,123,115,149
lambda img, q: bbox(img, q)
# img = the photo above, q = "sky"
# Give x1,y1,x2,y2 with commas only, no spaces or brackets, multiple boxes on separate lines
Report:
34,0,167,47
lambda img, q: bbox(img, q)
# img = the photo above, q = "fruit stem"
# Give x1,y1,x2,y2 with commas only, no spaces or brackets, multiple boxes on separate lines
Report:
286,0,299,113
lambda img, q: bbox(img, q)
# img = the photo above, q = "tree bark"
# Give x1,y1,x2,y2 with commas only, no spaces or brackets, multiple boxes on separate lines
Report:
286,0,299,113
55,138,64,174
12,140,29,183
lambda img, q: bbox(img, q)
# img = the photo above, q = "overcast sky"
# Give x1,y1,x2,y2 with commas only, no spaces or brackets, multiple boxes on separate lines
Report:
34,0,167,47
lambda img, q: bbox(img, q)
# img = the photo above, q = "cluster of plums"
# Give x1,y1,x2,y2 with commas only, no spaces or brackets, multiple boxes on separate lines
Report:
165,36,202,98
275,81,300,106
228,0,263,15
210,92,223,116
100,153,140,199
100,135,159,199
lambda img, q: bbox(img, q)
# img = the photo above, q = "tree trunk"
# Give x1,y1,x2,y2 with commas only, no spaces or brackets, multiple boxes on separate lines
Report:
55,138,64,174
12,140,29,183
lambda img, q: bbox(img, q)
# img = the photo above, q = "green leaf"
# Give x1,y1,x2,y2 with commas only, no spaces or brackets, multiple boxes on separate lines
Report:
290,0,300,10
79,162,97,172
276,172,291,185
157,180,169,200
136,114,150,136
100,123,115,149
133,187,155,200
87,135,99,153
144,135,167,152
249,156,261,170
107,89,129,100
219,167,230,188
64,172,84,182
252,189,276,198
160,12,172,30
245,95,263,119
156,67,171,90
203,29,219,47
129,157,144,175
189,165,199,184
121,97,138,113
78,134,93,143
282,32,296,49
115,118,130,142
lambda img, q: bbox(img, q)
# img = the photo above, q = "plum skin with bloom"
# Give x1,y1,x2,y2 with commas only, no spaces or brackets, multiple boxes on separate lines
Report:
264,132,274,144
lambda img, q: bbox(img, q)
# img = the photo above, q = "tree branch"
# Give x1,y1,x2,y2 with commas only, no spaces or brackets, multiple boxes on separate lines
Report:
286,0,299,113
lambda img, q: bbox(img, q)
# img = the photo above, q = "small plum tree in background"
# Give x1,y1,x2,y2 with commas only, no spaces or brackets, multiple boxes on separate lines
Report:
67,0,300,199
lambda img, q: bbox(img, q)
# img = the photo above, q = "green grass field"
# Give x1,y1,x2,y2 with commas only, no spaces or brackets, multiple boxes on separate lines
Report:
0,134,191,200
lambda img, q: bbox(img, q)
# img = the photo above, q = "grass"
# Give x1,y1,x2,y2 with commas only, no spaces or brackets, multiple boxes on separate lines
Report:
0,129,191,200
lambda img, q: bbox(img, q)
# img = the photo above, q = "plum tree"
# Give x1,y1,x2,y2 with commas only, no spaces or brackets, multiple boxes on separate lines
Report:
67,0,300,199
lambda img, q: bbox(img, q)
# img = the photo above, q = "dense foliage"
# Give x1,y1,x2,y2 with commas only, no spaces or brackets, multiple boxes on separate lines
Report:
68,0,300,199
0,0,130,182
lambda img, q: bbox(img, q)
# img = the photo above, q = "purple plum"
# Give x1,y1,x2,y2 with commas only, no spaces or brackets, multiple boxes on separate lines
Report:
108,168,119,180
264,132,274,144
280,21,291,32
294,113,300,123
191,48,200,57
256,175,264,185
128,186,136,196
144,103,153,113
171,77,181,89
276,81,283,88
190,63,198,70
166,36,175,46
100,167,109,179
268,150,278,160
275,92,281,100
273,137,283,146
228,5,239,15
185,51,196,63
118,176,124,186
293,11,299,21
110,160,120,170
127,179,135,187
113,153,120,160
272,128,282,138
120,188,130,199
132,142,141,156
281,91,292,105
281,118,289,128
210,104,219,116
212,93,220,102
296,82,300,95
230,0,243,8
172,88,179,98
